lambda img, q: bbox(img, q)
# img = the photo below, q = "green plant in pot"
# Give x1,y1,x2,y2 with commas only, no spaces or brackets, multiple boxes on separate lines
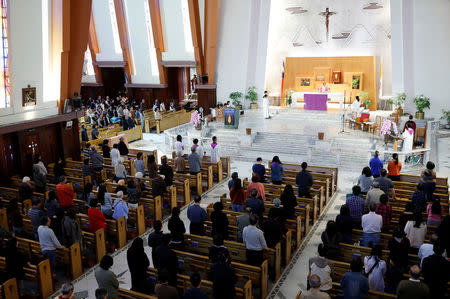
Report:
413,94,430,120
441,110,450,129
352,77,360,89
229,91,243,110
387,92,406,116
245,86,258,109
358,91,370,108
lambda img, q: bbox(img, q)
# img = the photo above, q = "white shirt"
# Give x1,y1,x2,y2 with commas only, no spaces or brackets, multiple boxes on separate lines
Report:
111,148,120,166
210,143,220,163
361,211,382,233
418,243,434,267
175,141,184,156
194,145,204,160
364,256,386,292
243,225,267,251
404,221,427,248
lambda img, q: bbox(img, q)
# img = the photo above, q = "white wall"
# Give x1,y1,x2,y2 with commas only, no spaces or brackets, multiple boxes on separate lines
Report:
0,0,58,125
160,0,195,61
391,0,450,119
92,0,123,62
215,0,271,106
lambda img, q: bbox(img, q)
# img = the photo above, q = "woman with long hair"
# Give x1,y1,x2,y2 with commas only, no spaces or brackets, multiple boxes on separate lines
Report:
364,245,386,292
230,178,245,212
320,220,341,259
387,153,402,181
404,210,427,252
127,237,152,294
388,229,410,271
335,204,353,243
426,199,442,226
357,166,373,194
246,173,266,201
81,182,95,207
97,183,113,218
211,202,229,240
168,207,185,249
270,156,283,185
280,184,297,219
147,154,158,178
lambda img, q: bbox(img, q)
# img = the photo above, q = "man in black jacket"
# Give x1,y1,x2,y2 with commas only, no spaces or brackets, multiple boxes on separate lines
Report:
153,234,178,287
296,162,314,198
148,221,164,264
422,244,450,299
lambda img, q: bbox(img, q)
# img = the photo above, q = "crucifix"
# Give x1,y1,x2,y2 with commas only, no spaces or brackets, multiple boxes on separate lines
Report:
28,141,38,155
319,7,336,42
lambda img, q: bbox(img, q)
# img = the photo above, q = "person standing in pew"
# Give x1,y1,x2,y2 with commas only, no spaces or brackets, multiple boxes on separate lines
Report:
387,153,402,181
38,216,64,273
421,244,450,299
243,214,267,266
363,245,386,292
155,269,179,299
209,251,237,299
388,229,411,271
112,191,129,220
246,174,266,201
187,196,207,235
83,143,92,160
97,183,113,218
88,199,106,233
375,194,392,233
360,203,382,247
419,170,435,202
61,207,81,247
53,157,66,182
127,237,153,294
102,140,110,158
82,158,93,179
152,174,167,199
159,157,174,187
404,210,427,254
90,145,104,180
296,162,313,198
321,221,341,259
95,255,119,299
336,205,353,244
154,234,179,287
91,124,100,140
366,182,384,209
346,185,365,228
252,157,266,184
228,172,239,191
374,169,396,200
56,176,74,209
236,207,252,242
369,151,383,178
45,190,60,219
209,234,231,263
280,184,297,220
148,220,164,263
118,137,129,160
19,176,33,203
211,202,229,240
133,152,146,175
174,151,186,174
114,158,127,182
111,144,120,166
192,138,204,160
270,156,284,185
126,179,140,209
396,265,430,299
340,257,369,299
147,154,158,178
81,124,89,142
263,202,284,249
168,207,185,249
183,272,208,299
188,146,202,175
29,198,45,240
230,178,245,212
245,189,265,222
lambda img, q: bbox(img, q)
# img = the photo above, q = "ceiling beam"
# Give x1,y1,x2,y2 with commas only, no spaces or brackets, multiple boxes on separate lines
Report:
113,0,133,83
204,0,218,84
148,0,167,84
60,0,92,114
188,0,204,76
88,11,102,83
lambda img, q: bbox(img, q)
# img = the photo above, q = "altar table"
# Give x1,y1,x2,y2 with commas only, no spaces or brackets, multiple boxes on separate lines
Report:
304,94,328,111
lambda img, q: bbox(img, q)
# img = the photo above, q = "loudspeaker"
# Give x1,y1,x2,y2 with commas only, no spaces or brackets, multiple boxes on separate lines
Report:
72,97,82,109
201,75,208,84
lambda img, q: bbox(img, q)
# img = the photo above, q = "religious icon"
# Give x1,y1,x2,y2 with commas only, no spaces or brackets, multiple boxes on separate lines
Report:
319,7,336,42
22,85,37,107
224,108,235,126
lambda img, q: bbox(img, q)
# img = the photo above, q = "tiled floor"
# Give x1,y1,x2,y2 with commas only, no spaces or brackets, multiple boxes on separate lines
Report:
65,108,449,298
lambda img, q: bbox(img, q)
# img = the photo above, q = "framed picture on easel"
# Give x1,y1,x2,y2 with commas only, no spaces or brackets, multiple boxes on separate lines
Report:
22,85,37,107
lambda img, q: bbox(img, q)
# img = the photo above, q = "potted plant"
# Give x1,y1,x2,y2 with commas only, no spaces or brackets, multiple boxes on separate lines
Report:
190,110,202,130
441,110,450,129
245,86,258,109
229,91,243,110
352,77,360,89
387,92,406,116
358,91,370,108
413,94,431,119
284,89,293,106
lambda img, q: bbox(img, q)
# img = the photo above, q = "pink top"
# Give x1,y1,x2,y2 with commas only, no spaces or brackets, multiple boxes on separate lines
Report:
426,203,442,222
246,181,266,201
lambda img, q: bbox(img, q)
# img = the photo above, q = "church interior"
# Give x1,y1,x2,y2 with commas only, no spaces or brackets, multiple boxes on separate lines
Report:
0,0,449,298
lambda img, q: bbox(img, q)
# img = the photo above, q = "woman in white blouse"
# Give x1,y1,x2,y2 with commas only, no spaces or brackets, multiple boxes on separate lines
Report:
364,245,386,292
404,210,427,252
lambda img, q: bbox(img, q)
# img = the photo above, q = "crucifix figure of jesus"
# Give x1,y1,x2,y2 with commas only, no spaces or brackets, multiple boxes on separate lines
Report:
319,7,336,42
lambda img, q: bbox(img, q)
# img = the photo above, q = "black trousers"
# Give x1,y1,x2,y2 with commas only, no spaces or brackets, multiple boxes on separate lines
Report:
246,249,263,266
190,222,205,236
298,191,311,198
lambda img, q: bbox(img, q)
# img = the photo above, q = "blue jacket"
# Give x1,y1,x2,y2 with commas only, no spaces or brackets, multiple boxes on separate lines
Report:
270,163,283,181
81,129,89,142
369,157,383,176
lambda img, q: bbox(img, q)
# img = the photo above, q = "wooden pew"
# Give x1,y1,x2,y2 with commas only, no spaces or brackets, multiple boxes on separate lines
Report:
118,288,157,299
184,233,282,281
77,214,127,249
0,278,19,299
81,229,106,264
330,282,396,298
146,268,252,299
172,249,268,299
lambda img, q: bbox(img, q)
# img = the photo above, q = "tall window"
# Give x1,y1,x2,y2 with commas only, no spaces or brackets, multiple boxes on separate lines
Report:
144,0,159,76
108,0,122,54
0,0,10,108
181,0,194,53
82,45,96,77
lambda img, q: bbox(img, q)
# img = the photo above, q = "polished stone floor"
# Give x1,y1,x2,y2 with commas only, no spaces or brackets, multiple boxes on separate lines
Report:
65,108,449,298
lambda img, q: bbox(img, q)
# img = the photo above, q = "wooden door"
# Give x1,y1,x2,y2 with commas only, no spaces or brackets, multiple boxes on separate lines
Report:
22,133,40,176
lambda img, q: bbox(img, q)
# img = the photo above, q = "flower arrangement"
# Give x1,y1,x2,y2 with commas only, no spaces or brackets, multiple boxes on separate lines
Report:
190,110,201,127
380,119,398,136
284,89,294,106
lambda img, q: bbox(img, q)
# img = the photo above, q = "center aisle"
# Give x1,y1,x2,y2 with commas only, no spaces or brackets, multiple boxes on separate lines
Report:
69,180,230,298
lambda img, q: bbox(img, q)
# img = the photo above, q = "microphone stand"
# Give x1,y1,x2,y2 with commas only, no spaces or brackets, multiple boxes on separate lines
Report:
339,94,349,134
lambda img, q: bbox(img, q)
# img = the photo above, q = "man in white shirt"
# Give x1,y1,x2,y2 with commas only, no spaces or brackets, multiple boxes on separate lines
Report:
361,203,382,247
243,215,267,266
418,234,439,267
175,135,184,157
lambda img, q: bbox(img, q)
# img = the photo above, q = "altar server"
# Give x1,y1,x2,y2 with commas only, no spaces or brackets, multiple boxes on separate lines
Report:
210,136,220,163
262,91,270,119
401,123,414,152
351,96,364,116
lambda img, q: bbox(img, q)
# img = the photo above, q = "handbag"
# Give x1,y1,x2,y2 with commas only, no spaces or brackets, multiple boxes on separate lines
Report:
364,257,380,277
